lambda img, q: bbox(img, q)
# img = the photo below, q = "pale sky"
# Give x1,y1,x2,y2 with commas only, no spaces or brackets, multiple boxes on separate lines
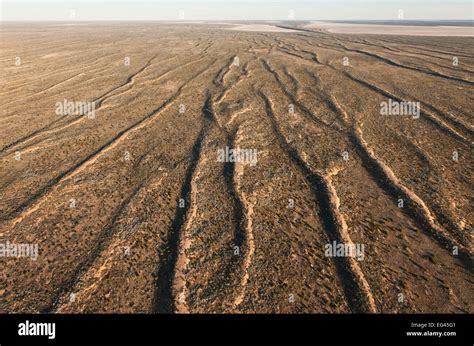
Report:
1,0,473,21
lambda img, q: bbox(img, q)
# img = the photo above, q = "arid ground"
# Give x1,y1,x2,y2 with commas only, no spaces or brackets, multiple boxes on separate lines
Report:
0,22,472,313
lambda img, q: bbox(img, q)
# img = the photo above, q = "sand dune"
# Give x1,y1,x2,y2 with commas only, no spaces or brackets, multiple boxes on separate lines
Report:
0,23,472,314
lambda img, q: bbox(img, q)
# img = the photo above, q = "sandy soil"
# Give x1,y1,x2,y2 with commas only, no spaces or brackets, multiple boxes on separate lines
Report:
307,22,474,37
0,22,472,314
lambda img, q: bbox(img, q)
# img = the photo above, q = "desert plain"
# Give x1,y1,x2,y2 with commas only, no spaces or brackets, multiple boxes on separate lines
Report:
0,21,473,313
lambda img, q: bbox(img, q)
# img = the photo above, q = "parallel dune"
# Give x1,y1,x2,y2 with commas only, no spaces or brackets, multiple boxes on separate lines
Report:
0,23,472,313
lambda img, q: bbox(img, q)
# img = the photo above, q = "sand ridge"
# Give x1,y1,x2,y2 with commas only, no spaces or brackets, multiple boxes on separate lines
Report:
0,22,472,314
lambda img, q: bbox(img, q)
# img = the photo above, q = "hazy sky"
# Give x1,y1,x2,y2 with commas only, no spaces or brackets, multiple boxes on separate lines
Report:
1,0,473,21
